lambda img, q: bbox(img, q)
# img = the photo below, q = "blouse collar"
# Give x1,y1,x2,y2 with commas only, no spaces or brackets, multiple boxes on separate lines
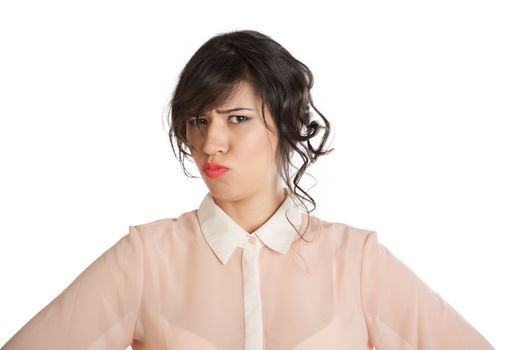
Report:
197,190,305,265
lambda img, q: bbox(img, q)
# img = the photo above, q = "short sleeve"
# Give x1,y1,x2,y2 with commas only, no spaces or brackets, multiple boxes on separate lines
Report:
1,225,144,350
360,231,495,350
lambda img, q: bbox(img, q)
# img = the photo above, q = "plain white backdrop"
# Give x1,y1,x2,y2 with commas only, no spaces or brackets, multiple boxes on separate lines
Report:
0,0,524,348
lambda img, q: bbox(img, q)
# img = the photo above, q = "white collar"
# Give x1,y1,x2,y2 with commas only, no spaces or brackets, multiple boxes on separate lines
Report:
197,190,305,265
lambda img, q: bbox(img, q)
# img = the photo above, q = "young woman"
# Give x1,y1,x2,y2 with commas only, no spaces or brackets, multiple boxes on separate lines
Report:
1,30,495,350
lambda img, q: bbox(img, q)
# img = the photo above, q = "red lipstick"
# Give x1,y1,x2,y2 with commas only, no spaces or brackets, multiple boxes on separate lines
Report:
203,162,229,179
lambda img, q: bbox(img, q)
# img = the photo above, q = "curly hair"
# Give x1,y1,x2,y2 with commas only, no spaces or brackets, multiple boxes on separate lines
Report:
166,29,334,239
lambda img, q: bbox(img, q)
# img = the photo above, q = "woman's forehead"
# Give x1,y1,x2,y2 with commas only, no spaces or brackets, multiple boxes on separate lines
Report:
223,81,260,104
203,83,262,113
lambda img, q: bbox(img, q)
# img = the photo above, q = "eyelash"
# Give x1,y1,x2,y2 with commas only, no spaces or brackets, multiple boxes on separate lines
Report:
187,115,250,126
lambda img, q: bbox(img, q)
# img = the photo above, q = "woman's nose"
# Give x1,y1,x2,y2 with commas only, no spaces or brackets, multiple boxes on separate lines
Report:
201,119,228,156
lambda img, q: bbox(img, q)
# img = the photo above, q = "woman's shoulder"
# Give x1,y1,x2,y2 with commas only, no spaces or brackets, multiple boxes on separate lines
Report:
308,213,376,247
127,209,199,240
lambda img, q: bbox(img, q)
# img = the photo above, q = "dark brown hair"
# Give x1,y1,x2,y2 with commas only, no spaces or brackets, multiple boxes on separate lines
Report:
166,30,334,232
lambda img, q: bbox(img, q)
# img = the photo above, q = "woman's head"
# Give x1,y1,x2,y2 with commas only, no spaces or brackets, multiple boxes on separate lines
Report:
167,29,334,213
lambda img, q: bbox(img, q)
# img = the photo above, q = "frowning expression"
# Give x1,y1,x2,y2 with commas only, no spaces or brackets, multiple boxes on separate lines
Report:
185,81,280,201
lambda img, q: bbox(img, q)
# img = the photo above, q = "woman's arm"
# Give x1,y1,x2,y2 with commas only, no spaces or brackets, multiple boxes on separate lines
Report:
360,231,495,349
1,225,144,350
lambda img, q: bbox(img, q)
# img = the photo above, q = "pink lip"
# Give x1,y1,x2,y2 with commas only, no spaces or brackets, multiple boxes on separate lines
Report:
204,168,229,179
203,162,229,171
203,162,229,179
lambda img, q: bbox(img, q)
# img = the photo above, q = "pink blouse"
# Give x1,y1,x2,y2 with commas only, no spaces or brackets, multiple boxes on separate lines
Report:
1,191,495,349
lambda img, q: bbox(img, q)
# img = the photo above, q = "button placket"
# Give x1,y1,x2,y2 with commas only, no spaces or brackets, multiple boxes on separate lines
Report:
241,234,263,350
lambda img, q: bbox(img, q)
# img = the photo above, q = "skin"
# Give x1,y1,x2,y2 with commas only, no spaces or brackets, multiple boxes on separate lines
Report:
186,81,287,234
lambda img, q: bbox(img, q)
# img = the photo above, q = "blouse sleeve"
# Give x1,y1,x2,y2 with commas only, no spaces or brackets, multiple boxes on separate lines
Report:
1,225,144,350
360,231,495,349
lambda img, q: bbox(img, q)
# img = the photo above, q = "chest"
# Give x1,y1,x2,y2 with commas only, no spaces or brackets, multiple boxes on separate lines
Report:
135,245,368,350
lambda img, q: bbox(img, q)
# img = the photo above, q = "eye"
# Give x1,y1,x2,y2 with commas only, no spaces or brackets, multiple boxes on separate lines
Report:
229,115,250,124
187,116,207,126
186,115,250,126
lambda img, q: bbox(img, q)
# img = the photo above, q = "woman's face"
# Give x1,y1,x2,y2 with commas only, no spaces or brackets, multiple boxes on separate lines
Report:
186,81,281,201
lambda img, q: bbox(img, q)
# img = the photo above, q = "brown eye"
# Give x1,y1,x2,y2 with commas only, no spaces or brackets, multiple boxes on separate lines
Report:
229,115,250,124
187,117,207,126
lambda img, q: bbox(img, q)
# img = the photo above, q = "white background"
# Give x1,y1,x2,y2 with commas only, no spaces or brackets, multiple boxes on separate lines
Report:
1,0,524,348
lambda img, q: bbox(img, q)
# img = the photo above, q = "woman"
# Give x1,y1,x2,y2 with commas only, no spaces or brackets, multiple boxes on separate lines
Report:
1,30,495,350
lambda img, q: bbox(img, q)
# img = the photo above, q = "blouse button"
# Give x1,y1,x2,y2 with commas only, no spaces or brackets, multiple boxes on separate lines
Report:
248,236,257,244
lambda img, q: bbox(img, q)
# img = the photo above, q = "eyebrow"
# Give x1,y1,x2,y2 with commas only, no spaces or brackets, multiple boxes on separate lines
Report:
215,107,254,114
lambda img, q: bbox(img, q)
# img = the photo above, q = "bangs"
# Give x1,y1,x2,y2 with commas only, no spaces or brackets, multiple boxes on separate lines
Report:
175,58,256,120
